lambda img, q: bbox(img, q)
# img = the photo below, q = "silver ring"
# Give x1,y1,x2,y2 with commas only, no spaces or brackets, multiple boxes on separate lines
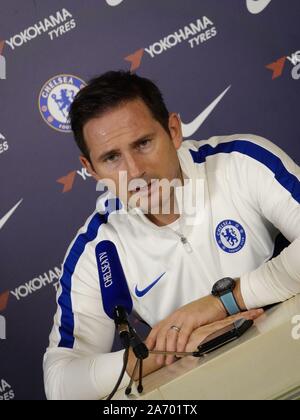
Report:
170,325,181,333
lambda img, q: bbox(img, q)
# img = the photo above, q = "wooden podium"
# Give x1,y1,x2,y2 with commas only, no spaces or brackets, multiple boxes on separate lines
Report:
113,295,300,400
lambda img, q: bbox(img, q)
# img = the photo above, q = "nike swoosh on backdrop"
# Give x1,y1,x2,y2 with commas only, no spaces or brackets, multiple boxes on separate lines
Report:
246,0,272,14
0,199,23,231
135,272,166,297
181,85,231,138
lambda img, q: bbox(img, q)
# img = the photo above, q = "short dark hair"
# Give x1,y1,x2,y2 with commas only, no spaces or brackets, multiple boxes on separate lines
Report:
69,70,171,161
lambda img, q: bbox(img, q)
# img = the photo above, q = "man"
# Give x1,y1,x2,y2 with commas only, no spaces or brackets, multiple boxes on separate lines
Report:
44,71,300,400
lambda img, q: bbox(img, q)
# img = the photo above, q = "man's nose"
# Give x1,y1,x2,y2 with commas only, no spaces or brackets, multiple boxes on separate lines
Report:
124,153,144,179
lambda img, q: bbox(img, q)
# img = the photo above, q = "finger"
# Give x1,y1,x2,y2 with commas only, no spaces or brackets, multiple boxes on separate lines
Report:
208,309,263,329
165,328,180,365
186,309,263,353
186,319,235,352
242,308,264,320
146,324,162,350
144,336,152,351
154,327,169,365
176,324,195,353
198,309,263,344
145,333,155,351
227,308,264,324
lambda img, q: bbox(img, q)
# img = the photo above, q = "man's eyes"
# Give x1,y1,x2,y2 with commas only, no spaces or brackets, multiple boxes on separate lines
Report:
137,139,152,149
104,154,119,163
103,139,152,163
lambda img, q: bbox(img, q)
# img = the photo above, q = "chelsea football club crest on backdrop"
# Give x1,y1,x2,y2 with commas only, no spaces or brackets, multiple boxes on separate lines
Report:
38,74,86,133
215,220,246,253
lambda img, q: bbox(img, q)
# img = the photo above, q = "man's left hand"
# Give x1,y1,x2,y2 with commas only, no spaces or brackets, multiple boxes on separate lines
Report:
146,295,229,366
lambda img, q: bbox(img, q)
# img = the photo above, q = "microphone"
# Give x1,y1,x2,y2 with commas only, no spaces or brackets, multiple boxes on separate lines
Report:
96,240,147,352
97,240,149,398
113,305,131,349
96,239,133,326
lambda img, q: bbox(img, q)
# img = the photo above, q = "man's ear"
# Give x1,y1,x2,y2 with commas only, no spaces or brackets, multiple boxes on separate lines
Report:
168,113,183,150
79,156,101,181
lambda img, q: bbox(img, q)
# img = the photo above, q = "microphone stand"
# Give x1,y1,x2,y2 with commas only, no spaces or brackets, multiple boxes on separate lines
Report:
124,331,202,397
108,305,202,399
125,325,149,395
106,307,145,400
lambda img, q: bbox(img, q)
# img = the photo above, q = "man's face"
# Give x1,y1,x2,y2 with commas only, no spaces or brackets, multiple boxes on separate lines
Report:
81,99,183,213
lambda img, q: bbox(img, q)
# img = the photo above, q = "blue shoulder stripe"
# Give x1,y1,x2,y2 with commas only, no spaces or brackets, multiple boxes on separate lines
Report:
58,199,121,349
189,140,300,204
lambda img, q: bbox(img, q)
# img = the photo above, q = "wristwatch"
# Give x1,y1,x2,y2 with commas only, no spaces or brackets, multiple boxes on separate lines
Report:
212,277,241,315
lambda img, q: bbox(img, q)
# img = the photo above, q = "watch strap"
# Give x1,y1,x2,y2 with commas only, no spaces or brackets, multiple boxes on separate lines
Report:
220,292,240,315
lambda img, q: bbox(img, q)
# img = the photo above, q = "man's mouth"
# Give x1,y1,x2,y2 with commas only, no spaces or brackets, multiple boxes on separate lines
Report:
134,182,150,192
130,180,158,196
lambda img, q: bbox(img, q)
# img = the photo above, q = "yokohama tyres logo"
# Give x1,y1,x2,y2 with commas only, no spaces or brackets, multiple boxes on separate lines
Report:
266,51,300,80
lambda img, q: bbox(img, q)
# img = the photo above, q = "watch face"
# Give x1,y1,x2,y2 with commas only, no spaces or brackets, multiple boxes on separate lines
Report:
212,277,235,296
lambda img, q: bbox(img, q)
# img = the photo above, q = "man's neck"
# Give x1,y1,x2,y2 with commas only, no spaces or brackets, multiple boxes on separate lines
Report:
145,211,180,227
145,167,184,227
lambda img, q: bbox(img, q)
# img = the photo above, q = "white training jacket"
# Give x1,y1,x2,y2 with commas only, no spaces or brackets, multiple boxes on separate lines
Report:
44,134,300,400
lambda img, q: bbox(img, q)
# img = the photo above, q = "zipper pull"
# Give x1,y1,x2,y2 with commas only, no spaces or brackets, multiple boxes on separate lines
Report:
179,234,193,253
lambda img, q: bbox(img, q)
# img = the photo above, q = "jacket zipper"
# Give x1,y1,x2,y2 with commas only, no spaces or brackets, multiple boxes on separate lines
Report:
175,231,193,253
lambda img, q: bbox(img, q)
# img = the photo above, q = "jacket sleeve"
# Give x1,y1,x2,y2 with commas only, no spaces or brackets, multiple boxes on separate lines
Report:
43,216,130,400
229,135,300,308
